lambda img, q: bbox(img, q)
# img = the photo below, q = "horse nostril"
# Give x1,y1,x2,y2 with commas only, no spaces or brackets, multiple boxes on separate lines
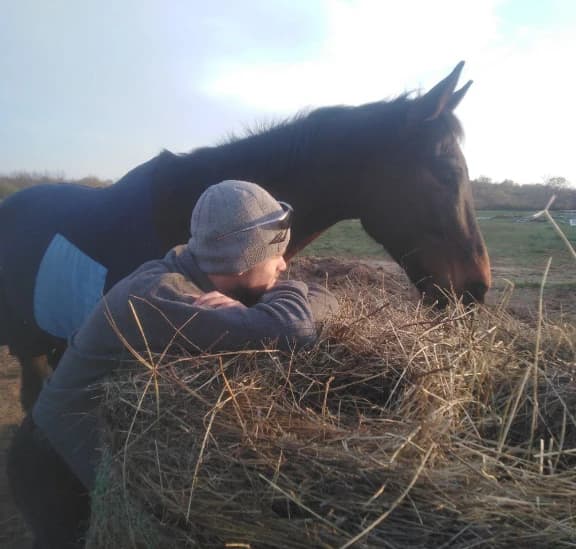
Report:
465,281,489,304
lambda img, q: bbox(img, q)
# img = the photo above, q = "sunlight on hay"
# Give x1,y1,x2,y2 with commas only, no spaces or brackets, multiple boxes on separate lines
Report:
86,278,576,549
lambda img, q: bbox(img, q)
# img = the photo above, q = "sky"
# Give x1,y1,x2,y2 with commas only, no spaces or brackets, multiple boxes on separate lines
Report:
1,0,576,185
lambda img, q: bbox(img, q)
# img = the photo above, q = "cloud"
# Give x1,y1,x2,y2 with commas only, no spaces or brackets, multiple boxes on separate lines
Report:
202,0,576,185
203,0,501,110
1,0,574,183
461,23,576,183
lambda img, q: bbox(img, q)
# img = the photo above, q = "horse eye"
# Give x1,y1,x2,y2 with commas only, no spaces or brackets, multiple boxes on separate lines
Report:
434,158,463,188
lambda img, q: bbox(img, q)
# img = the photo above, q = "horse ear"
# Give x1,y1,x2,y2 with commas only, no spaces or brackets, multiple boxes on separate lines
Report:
410,61,466,122
446,79,472,112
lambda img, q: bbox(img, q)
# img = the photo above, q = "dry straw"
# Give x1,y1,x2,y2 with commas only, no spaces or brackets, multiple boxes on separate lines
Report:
86,272,576,548
87,200,575,548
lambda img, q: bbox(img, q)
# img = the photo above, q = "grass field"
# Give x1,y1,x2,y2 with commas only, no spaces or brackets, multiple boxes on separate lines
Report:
301,211,576,287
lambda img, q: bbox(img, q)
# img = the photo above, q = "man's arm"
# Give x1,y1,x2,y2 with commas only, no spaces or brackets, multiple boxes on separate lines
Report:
142,278,336,353
297,282,340,324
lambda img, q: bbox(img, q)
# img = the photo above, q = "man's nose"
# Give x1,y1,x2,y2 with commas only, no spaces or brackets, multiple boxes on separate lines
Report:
279,257,287,272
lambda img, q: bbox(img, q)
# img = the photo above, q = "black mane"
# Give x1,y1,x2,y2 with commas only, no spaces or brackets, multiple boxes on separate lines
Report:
180,93,463,171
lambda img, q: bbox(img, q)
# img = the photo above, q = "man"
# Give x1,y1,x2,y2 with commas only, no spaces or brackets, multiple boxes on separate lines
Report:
8,180,338,548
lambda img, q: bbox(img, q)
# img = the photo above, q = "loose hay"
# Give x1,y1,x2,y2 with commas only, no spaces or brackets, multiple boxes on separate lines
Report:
87,282,576,548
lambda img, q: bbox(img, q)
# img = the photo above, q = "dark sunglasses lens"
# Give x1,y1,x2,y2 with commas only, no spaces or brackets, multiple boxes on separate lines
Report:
267,202,292,244
269,229,289,244
276,202,293,230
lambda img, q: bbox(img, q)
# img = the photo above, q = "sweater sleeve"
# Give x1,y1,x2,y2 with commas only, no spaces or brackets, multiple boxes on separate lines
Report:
302,282,340,324
142,279,323,352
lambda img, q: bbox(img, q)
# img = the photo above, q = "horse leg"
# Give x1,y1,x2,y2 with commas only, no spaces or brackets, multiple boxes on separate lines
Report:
17,352,53,413
4,308,65,411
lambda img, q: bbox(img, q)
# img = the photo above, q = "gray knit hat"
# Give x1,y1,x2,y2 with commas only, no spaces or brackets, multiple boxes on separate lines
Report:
188,180,291,274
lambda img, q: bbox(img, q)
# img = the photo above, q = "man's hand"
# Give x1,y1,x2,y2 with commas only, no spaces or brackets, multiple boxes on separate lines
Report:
194,291,246,310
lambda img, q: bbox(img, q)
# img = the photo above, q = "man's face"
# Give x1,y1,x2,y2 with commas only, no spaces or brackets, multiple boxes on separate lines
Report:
236,255,287,298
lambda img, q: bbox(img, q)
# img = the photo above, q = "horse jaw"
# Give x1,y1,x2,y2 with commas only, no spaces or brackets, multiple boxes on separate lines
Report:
397,239,492,306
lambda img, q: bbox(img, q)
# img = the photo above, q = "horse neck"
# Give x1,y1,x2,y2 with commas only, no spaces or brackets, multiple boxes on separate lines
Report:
160,142,356,252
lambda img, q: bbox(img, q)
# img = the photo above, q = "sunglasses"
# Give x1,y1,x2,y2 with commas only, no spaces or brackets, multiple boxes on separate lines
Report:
215,201,294,243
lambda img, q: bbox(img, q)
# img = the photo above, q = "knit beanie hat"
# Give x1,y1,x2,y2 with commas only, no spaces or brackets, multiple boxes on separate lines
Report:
188,180,291,274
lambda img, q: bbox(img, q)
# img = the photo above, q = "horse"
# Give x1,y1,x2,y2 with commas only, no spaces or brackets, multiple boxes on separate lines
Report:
0,61,491,411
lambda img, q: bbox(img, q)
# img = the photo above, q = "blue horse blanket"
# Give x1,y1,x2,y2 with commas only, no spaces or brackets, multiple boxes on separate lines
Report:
0,156,165,345
34,234,108,338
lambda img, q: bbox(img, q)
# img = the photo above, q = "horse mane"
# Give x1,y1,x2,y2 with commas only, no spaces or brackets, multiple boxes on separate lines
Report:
170,92,463,183
217,92,464,153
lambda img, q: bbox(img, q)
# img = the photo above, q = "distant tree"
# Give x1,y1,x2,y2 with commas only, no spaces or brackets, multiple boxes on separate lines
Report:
0,172,111,199
471,177,576,210
476,175,493,184
543,176,570,189
77,176,111,188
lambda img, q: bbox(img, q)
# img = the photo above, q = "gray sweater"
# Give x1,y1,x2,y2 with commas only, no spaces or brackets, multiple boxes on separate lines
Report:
33,245,338,488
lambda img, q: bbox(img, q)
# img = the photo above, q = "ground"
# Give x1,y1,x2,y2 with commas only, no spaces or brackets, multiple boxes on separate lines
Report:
0,347,30,549
0,257,574,548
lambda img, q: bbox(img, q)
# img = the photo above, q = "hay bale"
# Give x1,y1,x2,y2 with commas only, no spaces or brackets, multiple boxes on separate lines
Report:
87,284,576,548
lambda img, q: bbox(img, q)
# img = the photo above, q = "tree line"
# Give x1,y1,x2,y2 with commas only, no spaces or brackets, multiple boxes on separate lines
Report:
0,173,111,200
1,172,575,210
471,177,576,210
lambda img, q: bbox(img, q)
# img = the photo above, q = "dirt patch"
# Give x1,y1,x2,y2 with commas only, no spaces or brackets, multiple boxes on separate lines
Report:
288,256,416,297
0,348,31,549
290,256,576,323
488,265,576,323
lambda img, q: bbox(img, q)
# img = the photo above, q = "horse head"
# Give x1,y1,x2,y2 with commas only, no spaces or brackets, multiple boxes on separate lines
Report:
335,62,490,305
